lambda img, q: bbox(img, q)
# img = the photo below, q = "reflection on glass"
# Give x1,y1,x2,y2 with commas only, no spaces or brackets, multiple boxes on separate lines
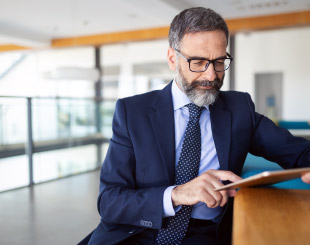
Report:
101,101,116,138
33,145,97,183
0,98,27,145
0,155,29,192
32,98,96,141
0,98,28,192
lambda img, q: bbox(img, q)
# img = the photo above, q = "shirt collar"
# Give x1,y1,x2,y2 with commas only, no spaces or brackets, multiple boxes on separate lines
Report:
171,79,209,111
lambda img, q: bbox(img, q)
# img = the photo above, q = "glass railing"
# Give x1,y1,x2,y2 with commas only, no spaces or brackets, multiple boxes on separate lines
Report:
0,97,28,145
0,96,115,192
0,97,28,191
32,98,97,141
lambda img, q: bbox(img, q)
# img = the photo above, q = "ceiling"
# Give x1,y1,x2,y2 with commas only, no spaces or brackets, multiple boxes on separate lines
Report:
0,0,309,48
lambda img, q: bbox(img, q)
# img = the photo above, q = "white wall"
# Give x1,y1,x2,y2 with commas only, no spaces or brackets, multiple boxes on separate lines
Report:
235,27,310,120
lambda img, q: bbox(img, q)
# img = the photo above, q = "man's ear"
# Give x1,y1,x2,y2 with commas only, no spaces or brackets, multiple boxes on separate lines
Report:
167,47,177,71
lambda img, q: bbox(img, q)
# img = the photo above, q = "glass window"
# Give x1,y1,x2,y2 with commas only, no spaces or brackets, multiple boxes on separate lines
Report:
0,98,27,144
33,145,97,183
0,155,29,192
32,98,96,141
0,98,28,192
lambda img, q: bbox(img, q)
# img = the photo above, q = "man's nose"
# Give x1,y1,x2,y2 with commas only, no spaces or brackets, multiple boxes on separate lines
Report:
201,63,217,81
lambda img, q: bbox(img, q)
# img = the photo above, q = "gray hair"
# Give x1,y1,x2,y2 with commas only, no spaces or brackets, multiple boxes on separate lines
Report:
168,7,229,50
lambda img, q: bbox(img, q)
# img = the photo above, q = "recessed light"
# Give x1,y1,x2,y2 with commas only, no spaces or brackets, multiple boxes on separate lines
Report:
230,0,242,5
128,14,137,19
236,6,246,10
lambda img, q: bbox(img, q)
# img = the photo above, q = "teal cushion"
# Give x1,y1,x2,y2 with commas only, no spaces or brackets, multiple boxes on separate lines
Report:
278,121,310,129
242,153,310,190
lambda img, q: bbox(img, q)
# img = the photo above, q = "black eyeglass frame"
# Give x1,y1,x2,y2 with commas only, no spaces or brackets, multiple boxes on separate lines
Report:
174,49,233,73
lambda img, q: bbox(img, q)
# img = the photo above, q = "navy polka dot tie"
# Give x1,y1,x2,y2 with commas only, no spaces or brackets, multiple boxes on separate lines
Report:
156,103,203,244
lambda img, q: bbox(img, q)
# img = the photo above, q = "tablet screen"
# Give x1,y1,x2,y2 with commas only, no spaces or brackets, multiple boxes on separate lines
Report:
214,167,310,191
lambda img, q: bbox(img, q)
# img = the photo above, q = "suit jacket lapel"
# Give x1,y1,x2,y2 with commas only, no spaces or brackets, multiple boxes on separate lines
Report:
210,95,231,171
149,82,175,185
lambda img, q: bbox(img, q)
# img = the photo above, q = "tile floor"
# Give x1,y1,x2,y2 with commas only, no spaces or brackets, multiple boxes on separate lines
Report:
0,170,101,245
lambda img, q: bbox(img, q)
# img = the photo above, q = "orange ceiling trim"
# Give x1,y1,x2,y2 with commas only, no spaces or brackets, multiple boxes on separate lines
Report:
52,10,310,48
1,11,309,51
227,10,310,34
52,26,170,47
0,44,30,52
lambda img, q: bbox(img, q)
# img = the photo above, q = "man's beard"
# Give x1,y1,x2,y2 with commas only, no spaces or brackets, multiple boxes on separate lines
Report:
175,66,224,107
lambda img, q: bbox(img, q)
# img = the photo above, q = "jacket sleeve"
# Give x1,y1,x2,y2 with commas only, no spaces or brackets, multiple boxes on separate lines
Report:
244,93,310,169
97,99,167,230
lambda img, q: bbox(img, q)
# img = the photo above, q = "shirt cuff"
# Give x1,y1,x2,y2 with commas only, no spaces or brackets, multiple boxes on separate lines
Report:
163,185,182,217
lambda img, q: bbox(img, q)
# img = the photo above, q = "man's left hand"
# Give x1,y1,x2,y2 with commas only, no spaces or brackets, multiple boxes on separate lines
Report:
301,172,310,183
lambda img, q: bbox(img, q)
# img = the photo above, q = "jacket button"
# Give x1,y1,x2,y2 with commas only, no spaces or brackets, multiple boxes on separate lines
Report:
140,220,153,227
128,230,136,234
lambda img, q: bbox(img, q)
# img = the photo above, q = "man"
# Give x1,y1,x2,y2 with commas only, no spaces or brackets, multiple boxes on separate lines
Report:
87,7,310,245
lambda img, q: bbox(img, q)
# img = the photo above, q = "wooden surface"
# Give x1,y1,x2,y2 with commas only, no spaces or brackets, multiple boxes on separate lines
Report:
233,188,310,245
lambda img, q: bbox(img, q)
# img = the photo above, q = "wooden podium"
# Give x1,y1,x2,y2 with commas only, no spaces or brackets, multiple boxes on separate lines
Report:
233,188,310,245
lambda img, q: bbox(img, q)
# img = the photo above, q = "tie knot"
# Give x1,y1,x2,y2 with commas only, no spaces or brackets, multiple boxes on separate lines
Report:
186,103,203,122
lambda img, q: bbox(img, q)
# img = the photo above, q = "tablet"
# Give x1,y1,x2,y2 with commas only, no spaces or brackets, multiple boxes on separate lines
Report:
214,167,310,191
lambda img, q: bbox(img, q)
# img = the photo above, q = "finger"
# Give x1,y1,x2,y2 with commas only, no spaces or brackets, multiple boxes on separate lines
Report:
227,189,237,197
200,191,218,208
208,188,222,208
197,181,221,208
211,180,228,207
301,172,310,183
205,181,228,208
219,190,228,207
210,170,242,183
199,171,230,207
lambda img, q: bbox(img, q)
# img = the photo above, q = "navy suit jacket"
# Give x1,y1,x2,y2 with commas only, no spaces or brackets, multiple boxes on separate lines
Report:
88,82,310,245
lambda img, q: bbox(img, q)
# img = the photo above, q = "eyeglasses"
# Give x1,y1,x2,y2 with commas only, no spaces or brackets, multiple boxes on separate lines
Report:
174,49,233,73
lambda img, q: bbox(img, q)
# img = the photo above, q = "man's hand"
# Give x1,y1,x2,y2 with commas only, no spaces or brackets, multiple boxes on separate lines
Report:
171,170,242,208
301,172,310,184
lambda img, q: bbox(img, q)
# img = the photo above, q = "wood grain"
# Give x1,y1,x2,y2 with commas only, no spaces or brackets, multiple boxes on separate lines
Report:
233,188,310,245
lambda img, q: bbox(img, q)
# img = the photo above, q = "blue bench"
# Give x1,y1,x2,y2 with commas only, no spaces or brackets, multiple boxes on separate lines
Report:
241,153,310,190
278,121,310,130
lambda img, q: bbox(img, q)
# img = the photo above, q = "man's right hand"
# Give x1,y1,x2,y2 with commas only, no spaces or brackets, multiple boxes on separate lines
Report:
171,169,242,208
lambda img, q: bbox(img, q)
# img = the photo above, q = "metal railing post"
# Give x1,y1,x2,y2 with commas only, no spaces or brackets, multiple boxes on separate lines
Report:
229,35,235,91
26,98,34,186
95,47,103,167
